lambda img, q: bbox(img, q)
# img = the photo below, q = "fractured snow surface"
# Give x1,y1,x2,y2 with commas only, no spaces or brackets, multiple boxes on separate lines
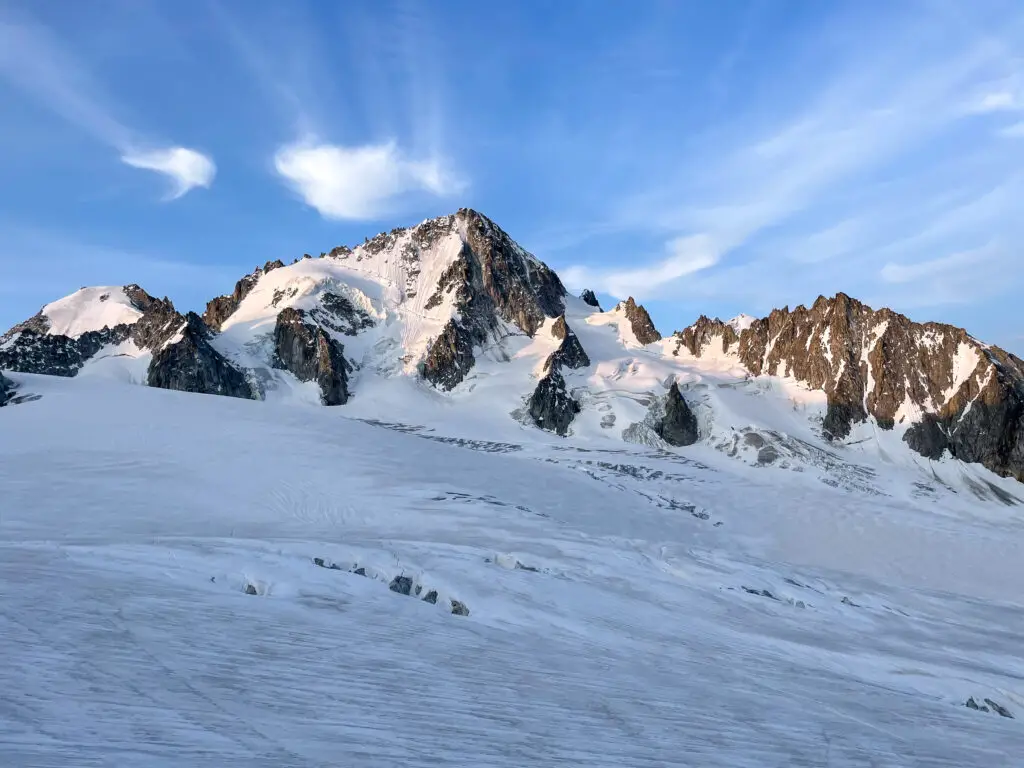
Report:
2,375,1024,766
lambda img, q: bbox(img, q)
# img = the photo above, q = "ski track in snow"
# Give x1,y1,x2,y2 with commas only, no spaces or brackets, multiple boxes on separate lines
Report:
1,376,1023,766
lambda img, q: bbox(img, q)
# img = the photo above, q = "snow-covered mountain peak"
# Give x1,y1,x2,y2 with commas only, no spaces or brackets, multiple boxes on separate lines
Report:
198,208,567,397
727,313,756,333
10,284,157,340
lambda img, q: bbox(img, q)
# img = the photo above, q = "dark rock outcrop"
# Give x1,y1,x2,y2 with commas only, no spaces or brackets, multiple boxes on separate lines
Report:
0,371,14,406
580,289,601,309
528,316,588,435
528,367,580,436
203,260,285,331
619,297,662,344
0,327,115,377
148,313,255,399
966,697,1014,718
273,308,349,405
0,284,175,377
422,319,479,391
678,293,1024,481
655,382,699,446
546,316,590,371
459,209,566,335
389,575,414,596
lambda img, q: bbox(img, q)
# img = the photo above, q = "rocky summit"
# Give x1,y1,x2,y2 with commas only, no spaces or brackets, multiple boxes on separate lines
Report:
2,209,1022,486
673,293,1024,481
619,297,662,345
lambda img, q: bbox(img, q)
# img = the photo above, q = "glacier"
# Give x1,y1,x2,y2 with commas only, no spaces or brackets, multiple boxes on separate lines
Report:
1,371,1022,766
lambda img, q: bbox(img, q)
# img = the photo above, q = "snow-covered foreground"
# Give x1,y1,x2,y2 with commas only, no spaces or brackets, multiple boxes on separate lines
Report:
2,375,1022,766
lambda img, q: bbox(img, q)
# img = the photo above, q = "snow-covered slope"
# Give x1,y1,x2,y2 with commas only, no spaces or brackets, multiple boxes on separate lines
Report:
38,286,146,338
1,372,1021,766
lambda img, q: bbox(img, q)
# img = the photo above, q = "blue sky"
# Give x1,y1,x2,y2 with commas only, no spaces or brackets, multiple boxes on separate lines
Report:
1,0,1021,352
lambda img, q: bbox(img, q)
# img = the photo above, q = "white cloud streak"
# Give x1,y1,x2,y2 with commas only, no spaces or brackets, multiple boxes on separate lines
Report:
121,148,217,200
562,5,1024,310
0,9,214,199
562,235,722,297
274,140,462,221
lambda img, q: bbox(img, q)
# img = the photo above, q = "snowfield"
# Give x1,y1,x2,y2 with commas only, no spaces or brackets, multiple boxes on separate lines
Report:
37,286,145,339
1,372,1022,766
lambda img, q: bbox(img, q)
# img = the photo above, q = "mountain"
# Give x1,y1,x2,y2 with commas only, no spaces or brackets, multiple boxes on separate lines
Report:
3,212,1024,764
0,284,254,398
672,294,1024,481
2,208,1022,489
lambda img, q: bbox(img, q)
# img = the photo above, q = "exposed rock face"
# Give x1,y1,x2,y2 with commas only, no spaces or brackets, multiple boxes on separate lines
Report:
580,289,601,309
528,368,580,436
420,210,566,390
310,293,374,337
672,316,739,358
655,382,699,446
619,297,662,344
203,260,285,331
148,313,255,399
546,316,590,371
0,327,120,377
678,293,1024,480
901,350,1024,479
0,371,13,406
422,319,479,391
272,308,349,405
459,209,566,334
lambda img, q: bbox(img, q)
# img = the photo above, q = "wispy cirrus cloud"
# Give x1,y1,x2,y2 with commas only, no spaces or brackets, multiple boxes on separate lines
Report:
212,0,465,221
563,234,722,298
560,3,1024,317
0,9,214,199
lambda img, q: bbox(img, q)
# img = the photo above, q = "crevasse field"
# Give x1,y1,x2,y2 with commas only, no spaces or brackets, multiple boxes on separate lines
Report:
1,370,1023,767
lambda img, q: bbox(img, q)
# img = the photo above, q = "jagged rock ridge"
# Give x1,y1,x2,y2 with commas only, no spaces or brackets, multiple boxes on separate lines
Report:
4,212,1022,485
204,260,285,331
674,294,1024,481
